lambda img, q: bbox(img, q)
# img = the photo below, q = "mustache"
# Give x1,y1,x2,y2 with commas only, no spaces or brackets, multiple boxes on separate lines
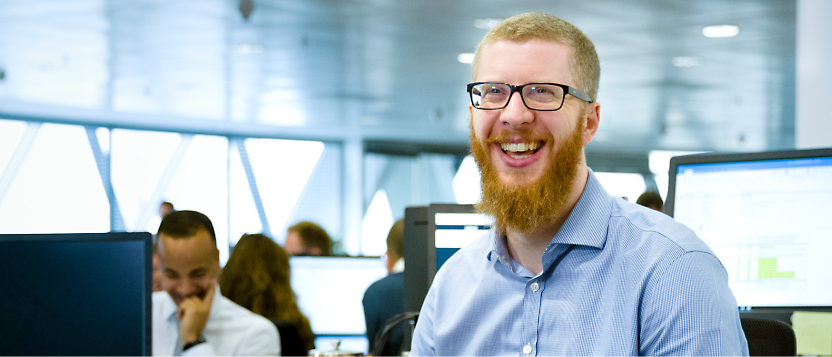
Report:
173,290,208,300
483,130,555,145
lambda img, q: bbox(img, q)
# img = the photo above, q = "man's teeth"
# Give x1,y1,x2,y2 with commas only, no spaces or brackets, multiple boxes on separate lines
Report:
500,142,541,153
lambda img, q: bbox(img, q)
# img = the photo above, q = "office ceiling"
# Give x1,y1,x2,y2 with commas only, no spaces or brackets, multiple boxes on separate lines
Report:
0,0,796,159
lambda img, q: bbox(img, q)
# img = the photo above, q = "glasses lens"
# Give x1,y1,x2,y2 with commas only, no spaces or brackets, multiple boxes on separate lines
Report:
471,83,510,109
522,84,565,110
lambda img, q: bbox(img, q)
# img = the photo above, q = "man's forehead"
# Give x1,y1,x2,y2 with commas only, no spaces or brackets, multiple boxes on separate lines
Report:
484,38,569,50
158,228,213,245
158,229,217,258
477,39,573,83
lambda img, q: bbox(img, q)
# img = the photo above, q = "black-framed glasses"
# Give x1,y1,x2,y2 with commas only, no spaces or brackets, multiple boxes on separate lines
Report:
467,82,593,111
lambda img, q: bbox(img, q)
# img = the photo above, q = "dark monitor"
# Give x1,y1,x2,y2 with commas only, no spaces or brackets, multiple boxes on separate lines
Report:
0,232,153,356
403,204,492,313
666,148,832,311
402,206,428,313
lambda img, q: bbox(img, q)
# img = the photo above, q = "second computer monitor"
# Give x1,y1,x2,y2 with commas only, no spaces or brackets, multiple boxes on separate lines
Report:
666,147,832,309
403,204,492,313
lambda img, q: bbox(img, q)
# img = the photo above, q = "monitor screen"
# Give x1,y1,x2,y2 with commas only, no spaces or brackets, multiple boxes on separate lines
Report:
432,210,493,272
289,256,388,341
666,148,832,307
0,232,153,356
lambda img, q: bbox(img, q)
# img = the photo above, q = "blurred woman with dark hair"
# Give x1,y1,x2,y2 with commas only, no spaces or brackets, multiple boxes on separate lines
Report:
219,234,315,354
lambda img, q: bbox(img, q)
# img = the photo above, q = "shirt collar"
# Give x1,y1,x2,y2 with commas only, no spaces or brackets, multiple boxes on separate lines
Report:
162,292,178,322
486,169,613,264
548,169,612,250
487,231,514,269
391,258,405,273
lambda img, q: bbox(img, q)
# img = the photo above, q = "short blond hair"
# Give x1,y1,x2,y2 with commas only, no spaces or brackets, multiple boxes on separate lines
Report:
471,12,600,102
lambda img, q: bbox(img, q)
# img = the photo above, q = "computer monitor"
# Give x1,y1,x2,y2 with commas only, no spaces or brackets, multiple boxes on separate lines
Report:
402,204,492,313
289,256,388,353
666,148,832,309
430,204,493,272
0,232,153,356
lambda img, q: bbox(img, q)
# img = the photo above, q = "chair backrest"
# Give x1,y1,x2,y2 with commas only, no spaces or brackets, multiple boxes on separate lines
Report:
740,316,796,356
270,319,309,357
372,312,419,357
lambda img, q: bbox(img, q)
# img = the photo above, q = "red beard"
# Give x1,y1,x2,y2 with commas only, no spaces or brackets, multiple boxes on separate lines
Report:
470,121,584,233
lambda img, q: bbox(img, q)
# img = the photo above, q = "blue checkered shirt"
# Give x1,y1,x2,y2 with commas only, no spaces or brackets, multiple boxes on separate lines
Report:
411,170,749,356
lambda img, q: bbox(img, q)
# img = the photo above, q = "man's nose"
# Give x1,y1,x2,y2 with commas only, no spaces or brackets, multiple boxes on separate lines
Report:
178,279,199,297
500,92,534,128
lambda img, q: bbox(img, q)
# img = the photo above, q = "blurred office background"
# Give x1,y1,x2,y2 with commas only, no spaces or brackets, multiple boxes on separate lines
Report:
0,0,830,262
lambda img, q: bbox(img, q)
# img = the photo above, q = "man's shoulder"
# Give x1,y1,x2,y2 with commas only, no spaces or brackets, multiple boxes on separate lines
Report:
211,295,276,332
364,273,403,299
207,295,280,355
610,199,713,255
152,290,171,303
371,272,403,289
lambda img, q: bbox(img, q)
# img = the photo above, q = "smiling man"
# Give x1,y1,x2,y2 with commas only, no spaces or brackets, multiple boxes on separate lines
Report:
410,13,748,356
153,210,280,356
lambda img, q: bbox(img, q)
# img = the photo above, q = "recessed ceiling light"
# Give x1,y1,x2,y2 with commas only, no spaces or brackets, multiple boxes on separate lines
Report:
672,56,701,67
474,18,503,29
457,53,475,64
702,25,739,38
234,43,264,54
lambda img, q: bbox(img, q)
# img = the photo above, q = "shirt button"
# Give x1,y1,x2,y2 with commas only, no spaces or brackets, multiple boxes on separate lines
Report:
530,281,540,292
523,343,532,354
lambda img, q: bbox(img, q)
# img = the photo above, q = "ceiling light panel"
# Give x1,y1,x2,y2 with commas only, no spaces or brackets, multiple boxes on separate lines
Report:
702,25,740,38
457,53,474,64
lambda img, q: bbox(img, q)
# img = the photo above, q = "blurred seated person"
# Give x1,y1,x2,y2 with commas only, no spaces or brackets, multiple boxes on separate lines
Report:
220,233,316,355
363,219,405,356
154,210,280,356
154,201,175,292
284,221,332,256
636,191,664,212
160,201,175,218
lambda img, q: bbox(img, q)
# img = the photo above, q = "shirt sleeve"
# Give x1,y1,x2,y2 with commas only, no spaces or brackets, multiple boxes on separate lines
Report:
181,320,280,357
182,342,217,356
410,287,436,356
639,251,749,356
241,321,281,356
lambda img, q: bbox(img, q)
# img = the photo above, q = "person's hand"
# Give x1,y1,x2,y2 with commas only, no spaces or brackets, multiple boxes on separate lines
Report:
177,282,215,345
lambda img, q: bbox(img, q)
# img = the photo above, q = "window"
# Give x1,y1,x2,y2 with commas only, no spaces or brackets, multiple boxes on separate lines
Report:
0,123,109,233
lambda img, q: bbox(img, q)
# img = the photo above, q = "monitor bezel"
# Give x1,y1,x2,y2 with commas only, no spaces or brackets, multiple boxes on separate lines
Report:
666,147,832,217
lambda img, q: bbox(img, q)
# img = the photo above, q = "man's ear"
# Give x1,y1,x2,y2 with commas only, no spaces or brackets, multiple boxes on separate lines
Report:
308,246,323,256
582,102,601,145
386,250,401,272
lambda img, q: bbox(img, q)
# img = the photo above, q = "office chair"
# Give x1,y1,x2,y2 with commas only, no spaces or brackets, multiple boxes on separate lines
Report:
740,316,796,356
270,319,309,357
371,312,419,356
